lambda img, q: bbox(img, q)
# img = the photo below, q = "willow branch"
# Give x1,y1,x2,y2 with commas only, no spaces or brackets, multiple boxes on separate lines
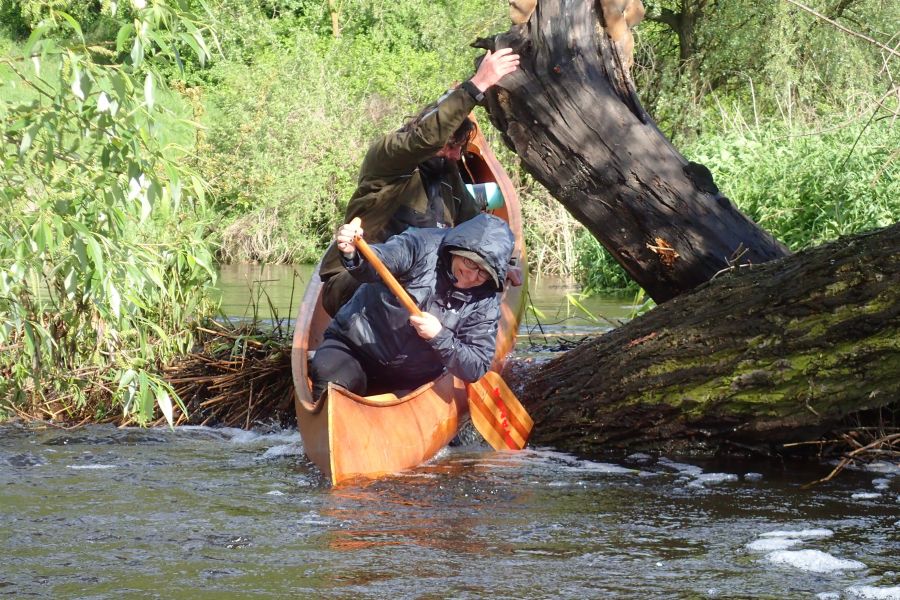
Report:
783,0,900,59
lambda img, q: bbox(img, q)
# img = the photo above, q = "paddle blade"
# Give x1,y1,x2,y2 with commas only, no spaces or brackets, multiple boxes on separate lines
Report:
467,371,533,451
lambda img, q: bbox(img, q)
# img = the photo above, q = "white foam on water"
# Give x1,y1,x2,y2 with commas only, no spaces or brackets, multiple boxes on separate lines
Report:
224,428,265,444
689,473,739,487
406,472,439,479
297,514,333,526
431,445,453,461
816,592,840,599
265,490,285,496
746,537,803,552
66,464,117,470
566,460,637,475
846,586,900,599
851,492,882,500
765,549,866,573
862,462,900,475
744,472,764,481
760,529,834,539
872,478,890,490
524,448,637,475
657,458,704,476
260,443,305,459
627,452,653,462
258,431,302,445
176,425,300,446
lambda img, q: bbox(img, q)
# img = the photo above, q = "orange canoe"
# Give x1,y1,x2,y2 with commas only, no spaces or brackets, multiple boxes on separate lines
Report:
291,121,527,485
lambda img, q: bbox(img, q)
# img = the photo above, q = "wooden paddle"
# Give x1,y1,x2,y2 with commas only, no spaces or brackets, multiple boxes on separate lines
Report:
347,218,533,450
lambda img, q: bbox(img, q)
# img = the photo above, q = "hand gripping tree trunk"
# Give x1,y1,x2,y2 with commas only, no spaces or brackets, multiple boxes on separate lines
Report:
479,0,790,302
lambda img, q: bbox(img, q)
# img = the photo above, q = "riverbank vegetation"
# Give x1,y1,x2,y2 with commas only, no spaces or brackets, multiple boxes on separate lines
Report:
1,0,897,427
1,1,220,424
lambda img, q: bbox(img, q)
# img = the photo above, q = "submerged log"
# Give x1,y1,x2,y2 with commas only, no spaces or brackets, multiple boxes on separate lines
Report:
479,0,791,303
519,224,900,455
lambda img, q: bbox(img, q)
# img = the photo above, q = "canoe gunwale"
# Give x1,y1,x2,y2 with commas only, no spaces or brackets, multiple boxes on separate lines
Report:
327,375,445,408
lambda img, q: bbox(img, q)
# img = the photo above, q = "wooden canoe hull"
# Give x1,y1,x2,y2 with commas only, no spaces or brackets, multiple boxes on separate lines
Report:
291,117,526,485
299,374,469,483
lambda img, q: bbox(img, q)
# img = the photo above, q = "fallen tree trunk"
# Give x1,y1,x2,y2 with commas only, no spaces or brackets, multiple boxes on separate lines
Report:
517,223,900,455
480,0,791,303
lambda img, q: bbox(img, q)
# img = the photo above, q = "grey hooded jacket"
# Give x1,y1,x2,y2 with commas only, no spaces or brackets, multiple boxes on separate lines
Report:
324,213,514,385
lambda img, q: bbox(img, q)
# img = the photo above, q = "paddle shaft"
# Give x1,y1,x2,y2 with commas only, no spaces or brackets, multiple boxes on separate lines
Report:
353,236,422,317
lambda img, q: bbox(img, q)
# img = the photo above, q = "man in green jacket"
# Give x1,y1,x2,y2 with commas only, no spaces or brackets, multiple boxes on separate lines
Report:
319,48,520,316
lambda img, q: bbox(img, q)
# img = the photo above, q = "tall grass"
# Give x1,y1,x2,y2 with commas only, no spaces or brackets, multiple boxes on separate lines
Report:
686,120,899,251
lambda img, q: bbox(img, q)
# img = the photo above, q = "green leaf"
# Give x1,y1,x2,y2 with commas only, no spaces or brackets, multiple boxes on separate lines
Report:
144,73,154,110
23,321,36,356
111,72,129,101
63,267,77,301
191,176,205,204
180,32,204,66
18,129,33,156
108,280,121,318
56,11,85,45
156,388,174,427
23,25,49,57
192,30,211,66
172,41,185,74
71,69,85,101
115,23,135,53
140,193,152,223
84,235,105,280
131,38,144,68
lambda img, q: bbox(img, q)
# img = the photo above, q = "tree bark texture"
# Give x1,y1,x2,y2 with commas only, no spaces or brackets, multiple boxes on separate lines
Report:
479,0,791,303
516,224,900,455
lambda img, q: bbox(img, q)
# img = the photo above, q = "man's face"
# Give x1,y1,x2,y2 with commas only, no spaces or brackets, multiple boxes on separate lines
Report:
451,255,491,289
436,140,465,162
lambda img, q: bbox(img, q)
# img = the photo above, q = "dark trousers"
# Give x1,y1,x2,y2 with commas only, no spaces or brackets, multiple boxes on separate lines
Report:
309,336,440,401
321,271,361,317
309,337,367,401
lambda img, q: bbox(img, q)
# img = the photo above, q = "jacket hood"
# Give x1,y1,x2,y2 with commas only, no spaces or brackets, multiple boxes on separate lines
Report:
439,213,514,293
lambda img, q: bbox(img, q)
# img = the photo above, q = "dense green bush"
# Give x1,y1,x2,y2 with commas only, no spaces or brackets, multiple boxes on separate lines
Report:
687,121,900,250
0,1,218,423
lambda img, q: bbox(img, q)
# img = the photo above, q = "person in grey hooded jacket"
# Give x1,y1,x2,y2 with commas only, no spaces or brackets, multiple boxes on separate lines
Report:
310,212,515,401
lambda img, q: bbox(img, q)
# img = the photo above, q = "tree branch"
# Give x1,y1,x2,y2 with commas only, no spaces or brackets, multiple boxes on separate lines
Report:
783,0,900,59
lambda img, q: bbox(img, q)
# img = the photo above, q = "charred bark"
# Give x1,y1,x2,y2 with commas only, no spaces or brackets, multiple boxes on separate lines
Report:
478,0,790,303
515,224,900,455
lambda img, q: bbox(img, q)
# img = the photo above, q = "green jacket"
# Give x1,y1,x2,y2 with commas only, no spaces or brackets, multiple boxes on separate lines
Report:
320,87,483,283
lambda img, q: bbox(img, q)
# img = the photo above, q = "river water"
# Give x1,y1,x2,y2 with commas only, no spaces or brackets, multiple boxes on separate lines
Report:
2,266,898,599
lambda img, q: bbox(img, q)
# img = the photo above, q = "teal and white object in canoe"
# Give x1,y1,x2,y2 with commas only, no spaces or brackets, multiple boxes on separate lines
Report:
465,182,504,210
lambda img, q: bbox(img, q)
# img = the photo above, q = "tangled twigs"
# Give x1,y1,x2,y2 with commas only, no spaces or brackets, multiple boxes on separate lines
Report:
800,431,900,488
157,325,295,429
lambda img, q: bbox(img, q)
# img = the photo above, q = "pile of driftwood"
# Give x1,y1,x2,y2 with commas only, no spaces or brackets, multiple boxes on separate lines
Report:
787,406,900,486
157,321,295,429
